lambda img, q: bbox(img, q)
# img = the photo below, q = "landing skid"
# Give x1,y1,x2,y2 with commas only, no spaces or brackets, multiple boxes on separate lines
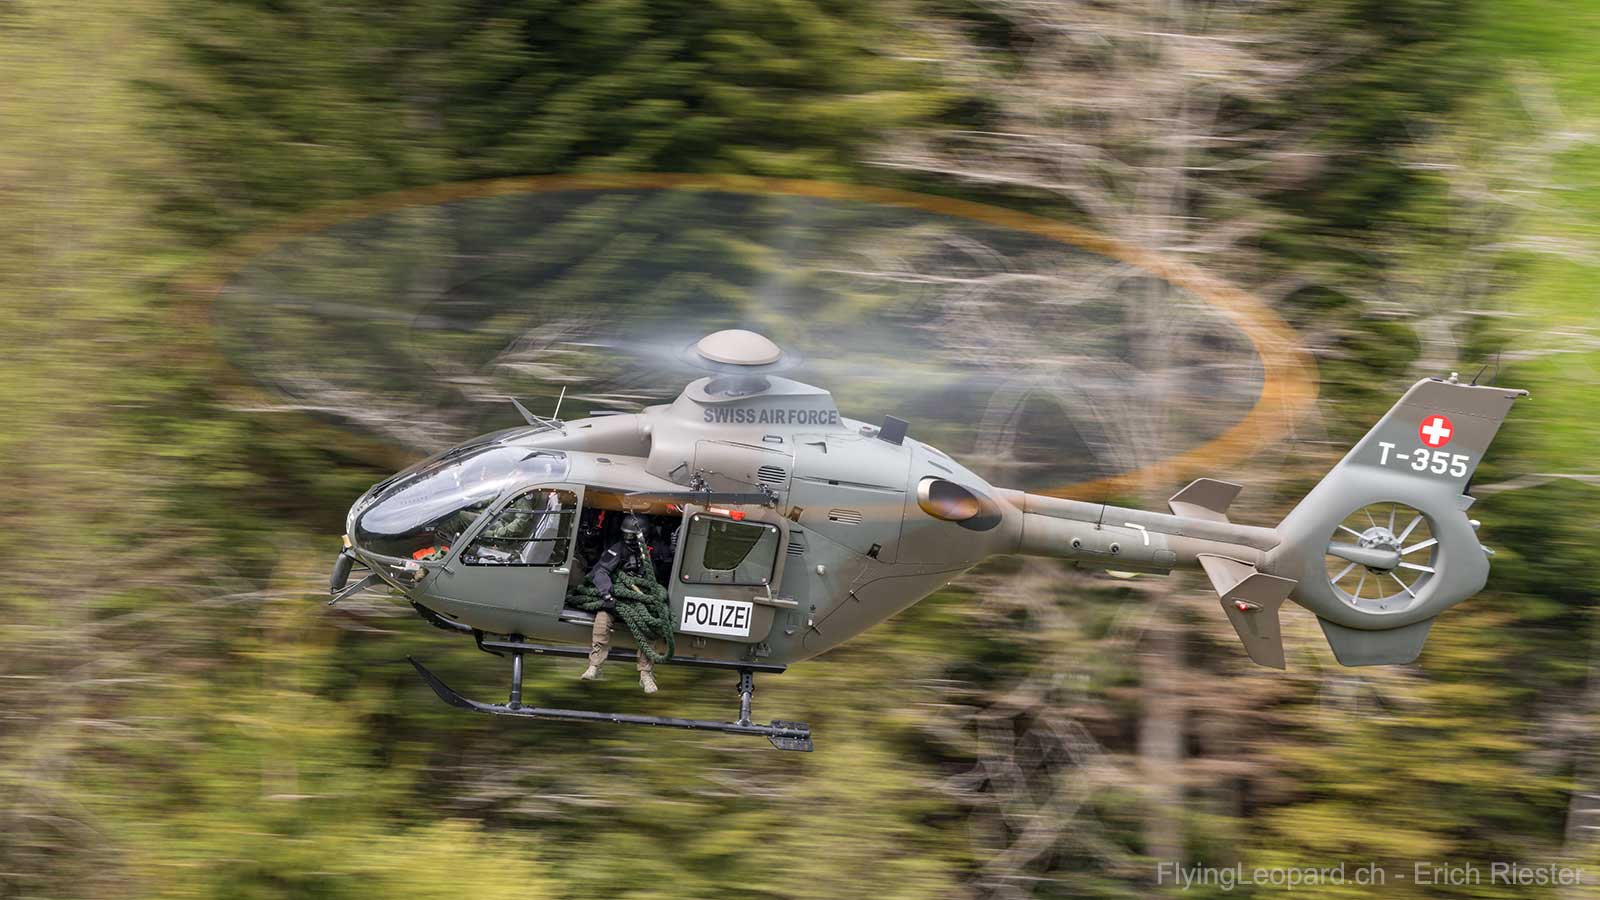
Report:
407,655,814,752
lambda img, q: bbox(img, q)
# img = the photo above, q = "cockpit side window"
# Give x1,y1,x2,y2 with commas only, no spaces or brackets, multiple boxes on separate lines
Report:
462,489,577,567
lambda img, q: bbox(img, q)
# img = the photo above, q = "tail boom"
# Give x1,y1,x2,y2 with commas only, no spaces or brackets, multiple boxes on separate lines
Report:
1003,488,1296,668
999,376,1524,669
1005,489,1278,575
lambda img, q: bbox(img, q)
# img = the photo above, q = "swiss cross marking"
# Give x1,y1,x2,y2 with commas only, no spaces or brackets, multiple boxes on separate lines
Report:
1419,415,1454,448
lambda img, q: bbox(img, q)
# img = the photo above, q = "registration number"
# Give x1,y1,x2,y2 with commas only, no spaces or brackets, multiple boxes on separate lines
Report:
1378,441,1469,477
680,596,754,638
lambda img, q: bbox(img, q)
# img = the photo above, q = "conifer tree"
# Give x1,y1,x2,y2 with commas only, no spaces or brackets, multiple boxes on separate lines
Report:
145,0,947,241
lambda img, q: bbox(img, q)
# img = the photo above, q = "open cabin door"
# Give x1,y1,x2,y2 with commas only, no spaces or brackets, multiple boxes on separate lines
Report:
667,505,790,650
432,485,582,628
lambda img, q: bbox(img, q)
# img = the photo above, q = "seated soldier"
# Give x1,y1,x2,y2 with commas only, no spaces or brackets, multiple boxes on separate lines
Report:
580,513,661,694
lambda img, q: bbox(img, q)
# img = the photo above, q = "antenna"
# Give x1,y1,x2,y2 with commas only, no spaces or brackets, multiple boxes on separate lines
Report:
552,385,566,420
508,390,567,434
1469,351,1504,387
510,397,539,425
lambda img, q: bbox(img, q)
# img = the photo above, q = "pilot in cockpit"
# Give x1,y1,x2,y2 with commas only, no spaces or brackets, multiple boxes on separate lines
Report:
467,490,565,565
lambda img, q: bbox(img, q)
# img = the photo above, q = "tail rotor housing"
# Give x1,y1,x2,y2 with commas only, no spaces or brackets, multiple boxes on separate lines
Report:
1265,376,1524,665
1324,501,1439,611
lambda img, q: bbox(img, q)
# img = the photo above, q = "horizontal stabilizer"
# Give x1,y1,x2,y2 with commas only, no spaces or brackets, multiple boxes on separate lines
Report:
1199,554,1295,669
1316,617,1435,666
1169,478,1243,522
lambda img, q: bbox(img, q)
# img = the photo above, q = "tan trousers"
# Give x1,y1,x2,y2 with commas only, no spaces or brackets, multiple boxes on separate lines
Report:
589,609,654,673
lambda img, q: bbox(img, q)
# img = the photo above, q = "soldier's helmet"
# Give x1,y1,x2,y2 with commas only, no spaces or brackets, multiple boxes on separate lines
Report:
620,513,647,537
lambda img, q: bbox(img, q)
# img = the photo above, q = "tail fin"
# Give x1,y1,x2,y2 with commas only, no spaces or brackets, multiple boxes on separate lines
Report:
1266,377,1527,666
1198,555,1296,668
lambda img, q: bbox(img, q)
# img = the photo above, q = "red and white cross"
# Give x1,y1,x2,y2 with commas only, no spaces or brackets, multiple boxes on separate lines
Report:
1419,414,1454,448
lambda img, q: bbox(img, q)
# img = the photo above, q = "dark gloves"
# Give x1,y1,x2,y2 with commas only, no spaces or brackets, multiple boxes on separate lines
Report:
591,567,614,600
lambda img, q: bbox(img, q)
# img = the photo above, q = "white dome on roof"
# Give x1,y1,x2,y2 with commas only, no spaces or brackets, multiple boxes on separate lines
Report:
694,329,783,367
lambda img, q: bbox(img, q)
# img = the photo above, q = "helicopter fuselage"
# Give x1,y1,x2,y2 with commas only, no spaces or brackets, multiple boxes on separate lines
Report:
342,372,1284,667
332,329,1522,749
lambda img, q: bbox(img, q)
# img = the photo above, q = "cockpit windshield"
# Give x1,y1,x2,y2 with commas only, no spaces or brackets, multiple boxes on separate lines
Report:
352,444,569,560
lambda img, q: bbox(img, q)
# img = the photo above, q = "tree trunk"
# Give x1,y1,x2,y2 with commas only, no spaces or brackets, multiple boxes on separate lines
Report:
1139,597,1185,864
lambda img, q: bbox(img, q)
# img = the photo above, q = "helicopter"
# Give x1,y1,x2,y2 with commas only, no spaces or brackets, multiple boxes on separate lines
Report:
330,329,1525,751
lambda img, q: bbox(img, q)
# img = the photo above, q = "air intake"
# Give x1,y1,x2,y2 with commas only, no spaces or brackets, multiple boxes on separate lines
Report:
757,464,788,486
827,508,863,525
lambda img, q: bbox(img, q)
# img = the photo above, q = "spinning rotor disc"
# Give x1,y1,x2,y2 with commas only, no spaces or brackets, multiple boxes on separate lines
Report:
202,175,1313,495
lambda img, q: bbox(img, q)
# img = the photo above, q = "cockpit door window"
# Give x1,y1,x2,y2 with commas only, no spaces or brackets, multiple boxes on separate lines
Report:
678,513,780,585
461,489,577,566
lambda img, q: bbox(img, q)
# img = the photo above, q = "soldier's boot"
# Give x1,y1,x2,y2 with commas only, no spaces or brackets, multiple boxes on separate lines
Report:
582,610,612,680
637,645,658,694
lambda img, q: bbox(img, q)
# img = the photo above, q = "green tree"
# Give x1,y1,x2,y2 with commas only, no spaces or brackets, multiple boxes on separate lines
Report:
143,0,948,241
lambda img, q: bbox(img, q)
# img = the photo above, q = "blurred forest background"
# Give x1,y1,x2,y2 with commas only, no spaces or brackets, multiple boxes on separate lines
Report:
4,0,1600,897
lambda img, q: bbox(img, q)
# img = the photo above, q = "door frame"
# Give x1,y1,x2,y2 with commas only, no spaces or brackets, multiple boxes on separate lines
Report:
666,504,789,646
432,482,584,621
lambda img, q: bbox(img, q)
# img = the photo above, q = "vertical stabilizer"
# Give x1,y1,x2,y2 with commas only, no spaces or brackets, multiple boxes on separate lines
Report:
1198,555,1296,669
1265,377,1526,666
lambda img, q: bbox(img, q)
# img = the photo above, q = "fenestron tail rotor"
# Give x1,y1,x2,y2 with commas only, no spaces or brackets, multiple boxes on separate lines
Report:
1324,502,1438,611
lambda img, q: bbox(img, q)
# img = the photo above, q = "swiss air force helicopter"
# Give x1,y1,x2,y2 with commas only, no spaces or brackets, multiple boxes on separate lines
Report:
330,330,1525,751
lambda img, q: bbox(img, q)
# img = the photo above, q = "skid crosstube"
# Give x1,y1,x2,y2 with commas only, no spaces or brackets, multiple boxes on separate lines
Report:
407,657,814,752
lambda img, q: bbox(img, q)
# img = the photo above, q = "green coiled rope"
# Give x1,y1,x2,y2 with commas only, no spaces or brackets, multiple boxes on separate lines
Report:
567,541,674,664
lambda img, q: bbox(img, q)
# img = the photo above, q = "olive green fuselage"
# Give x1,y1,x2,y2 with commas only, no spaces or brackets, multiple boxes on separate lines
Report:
347,373,1280,667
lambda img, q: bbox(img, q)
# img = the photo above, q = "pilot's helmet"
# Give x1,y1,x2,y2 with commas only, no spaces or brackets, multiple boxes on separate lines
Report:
620,513,647,537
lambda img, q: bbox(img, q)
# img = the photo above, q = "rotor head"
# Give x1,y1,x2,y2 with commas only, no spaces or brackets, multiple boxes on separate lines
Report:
680,329,800,376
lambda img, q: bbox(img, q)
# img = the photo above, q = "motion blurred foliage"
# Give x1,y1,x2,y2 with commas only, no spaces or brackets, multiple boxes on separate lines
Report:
3,0,1599,898
144,0,947,242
